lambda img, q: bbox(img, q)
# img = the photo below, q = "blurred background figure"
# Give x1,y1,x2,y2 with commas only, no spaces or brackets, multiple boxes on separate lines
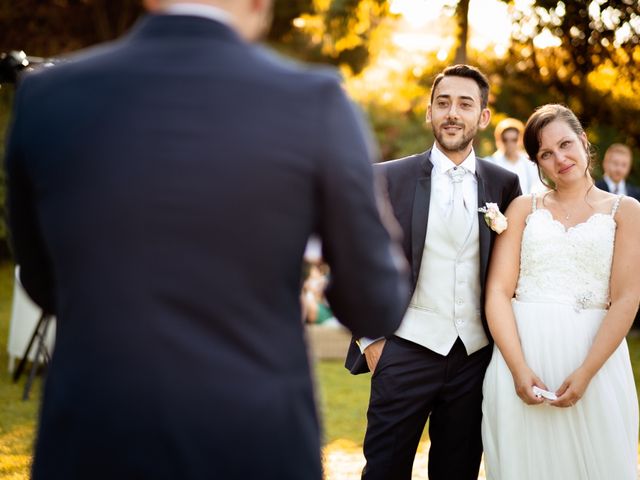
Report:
596,143,640,329
301,263,338,326
596,143,640,201
488,118,545,194
4,0,408,478
301,238,338,327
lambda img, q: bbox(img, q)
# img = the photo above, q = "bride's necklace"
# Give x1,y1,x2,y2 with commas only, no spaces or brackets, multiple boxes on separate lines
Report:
548,190,590,221
557,203,572,220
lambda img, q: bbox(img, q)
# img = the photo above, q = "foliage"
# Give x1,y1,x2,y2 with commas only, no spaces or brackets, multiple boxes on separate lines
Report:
0,0,143,57
0,262,39,479
492,0,640,180
272,0,392,74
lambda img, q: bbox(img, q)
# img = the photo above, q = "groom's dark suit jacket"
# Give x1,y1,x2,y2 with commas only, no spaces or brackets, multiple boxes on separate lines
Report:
346,150,521,374
5,14,408,480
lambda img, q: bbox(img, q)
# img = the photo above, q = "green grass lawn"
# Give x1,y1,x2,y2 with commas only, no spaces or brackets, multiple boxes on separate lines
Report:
0,263,41,479
1,261,639,478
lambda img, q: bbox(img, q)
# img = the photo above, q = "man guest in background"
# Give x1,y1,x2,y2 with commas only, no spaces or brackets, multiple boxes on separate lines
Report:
596,143,640,201
5,0,408,478
346,65,521,480
596,142,640,329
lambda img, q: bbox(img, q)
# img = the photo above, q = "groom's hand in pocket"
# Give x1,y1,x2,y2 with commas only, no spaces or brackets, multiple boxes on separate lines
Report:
364,339,387,373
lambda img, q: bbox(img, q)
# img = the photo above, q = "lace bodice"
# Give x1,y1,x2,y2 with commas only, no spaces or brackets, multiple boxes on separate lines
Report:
515,195,622,310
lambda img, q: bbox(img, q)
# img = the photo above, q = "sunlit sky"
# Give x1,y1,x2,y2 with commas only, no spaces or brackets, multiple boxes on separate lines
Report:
388,0,561,58
391,0,510,57
347,0,563,102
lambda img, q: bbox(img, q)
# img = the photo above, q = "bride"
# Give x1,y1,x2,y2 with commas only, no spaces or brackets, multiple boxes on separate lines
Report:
481,104,640,479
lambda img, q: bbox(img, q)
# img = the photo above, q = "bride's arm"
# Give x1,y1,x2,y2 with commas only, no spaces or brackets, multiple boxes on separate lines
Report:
485,195,547,405
552,197,640,408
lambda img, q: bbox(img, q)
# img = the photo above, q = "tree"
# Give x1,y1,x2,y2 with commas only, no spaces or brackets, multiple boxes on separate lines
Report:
0,0,143,56
493,0,640,159
270,0,391,74
453,0,470,64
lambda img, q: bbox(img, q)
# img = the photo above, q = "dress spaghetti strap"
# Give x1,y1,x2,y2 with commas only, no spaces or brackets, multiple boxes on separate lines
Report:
531,194,537,213
611,194,623,218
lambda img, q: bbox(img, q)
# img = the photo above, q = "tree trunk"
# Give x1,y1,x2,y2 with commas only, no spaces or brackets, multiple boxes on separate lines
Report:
453,0,470,65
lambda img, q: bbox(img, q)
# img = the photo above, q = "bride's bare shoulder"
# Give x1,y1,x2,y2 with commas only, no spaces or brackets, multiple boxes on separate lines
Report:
616,195,640,223
506,194,539,218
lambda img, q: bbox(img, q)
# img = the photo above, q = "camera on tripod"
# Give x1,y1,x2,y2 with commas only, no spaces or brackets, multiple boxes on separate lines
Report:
0,50,57,84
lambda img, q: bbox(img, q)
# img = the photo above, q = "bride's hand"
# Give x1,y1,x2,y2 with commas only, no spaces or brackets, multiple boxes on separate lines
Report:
550,367,591,408
512,367,547,405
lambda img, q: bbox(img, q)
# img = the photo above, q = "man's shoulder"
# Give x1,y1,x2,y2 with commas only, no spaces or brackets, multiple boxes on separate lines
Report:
14,40,122,105
477,157,518,183
375,151,430,173
250,45,343,90
626,183,640,200
595,178,608,189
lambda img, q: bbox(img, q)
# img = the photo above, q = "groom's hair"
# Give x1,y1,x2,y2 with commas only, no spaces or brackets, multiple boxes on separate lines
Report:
429,65,490,109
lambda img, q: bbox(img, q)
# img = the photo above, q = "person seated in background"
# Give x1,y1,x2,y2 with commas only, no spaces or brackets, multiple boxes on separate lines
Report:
596,143,640,201
488,117,546,194
301,263,338,326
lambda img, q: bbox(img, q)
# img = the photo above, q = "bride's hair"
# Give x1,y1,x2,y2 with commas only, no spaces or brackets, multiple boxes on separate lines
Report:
522,104,595,189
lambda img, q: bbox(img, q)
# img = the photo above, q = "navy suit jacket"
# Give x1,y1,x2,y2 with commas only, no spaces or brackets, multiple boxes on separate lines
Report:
345,150,521,374
595,178,640,201
5,14,408,480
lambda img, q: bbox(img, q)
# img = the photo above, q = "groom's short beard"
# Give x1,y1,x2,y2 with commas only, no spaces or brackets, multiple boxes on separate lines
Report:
435,122,479,153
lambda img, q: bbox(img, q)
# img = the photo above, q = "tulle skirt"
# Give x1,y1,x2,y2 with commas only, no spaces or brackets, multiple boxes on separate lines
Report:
482,300,639,480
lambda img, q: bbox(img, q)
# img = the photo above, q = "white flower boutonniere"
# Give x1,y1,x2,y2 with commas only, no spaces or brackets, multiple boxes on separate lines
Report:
478,202,508,234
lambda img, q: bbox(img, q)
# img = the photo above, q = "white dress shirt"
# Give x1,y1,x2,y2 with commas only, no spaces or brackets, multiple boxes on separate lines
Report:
163,3,233,24
429,143,478,223
358,144,479,353
603,175,627,196
487,151,545,194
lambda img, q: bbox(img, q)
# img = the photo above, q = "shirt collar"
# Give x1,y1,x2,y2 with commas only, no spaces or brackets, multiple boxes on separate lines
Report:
162,3,233,25
603,175,625,191
431,143,476,175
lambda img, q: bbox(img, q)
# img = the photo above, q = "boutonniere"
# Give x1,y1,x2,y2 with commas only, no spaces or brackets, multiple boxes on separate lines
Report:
478,202,508,234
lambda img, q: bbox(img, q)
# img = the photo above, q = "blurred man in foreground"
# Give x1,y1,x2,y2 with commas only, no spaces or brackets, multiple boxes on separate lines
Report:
5,1,408,478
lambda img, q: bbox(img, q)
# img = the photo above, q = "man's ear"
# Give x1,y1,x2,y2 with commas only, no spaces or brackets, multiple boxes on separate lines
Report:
143,0,163,12
426,105,432,124
479,108,491,130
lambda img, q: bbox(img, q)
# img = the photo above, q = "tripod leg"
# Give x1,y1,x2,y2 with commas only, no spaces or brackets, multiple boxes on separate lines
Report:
22,315,52,401
13,312,46,383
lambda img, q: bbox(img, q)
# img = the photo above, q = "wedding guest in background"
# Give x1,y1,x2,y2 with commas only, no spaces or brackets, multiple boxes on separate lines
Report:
4,0,408,478
488,117,545,194
596,143,640,201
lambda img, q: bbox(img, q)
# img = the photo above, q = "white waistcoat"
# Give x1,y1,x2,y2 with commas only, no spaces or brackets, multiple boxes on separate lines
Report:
394,190,488,356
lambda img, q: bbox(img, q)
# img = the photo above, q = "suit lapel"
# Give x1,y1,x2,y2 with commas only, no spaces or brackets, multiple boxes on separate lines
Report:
411,152,433,286
475,160,491,286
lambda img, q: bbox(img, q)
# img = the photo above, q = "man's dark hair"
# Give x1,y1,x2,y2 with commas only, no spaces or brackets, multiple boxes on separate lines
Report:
429,64,490,109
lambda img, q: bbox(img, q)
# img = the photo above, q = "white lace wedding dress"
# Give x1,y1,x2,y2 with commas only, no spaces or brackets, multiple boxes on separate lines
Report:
482,195,639,480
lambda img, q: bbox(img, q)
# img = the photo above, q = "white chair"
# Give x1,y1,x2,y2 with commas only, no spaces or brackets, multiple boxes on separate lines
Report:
7,266,56,373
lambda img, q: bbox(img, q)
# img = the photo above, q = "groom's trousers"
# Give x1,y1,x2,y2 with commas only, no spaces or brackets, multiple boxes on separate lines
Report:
361,335,492,480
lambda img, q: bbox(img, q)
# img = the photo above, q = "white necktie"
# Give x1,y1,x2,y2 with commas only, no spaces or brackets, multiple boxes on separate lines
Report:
448,167,469,244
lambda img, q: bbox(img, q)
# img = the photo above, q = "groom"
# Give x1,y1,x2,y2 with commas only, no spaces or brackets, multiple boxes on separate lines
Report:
346,65,521,479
